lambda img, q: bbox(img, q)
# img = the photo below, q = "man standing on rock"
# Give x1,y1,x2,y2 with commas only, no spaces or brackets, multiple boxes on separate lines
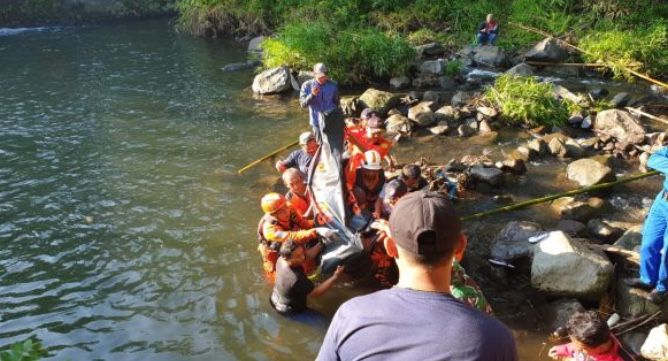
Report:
317,191,518,361
299,63,343,163
626,147,668,304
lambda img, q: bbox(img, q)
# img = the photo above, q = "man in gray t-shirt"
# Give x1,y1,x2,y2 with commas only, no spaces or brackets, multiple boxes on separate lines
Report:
317,191,518,361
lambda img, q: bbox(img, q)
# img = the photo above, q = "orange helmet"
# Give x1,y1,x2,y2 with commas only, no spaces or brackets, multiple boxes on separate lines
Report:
261,192,287,214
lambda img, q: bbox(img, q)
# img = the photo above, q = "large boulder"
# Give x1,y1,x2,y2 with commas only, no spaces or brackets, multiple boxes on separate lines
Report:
616,278,662,319
247,36,265,54
472,45,509,68
641,324,668,361
490,221,544,261
358,88,400,115
543,298,585,330
593,109,646,145
385,114,413,136
408,101,436,127
567,158,616,187
252,66,292,94
587,219,624,242
613,224,643,252
469,166,505,187
525,37,569,62
531,231,614,299
418,59,445,75
414,42,446,58
506,62,535,76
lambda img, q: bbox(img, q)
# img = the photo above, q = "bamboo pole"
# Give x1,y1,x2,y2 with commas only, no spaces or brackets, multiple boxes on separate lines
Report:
461,170,659,222
237,140,299,174
626,107,668,126
508,22,668,89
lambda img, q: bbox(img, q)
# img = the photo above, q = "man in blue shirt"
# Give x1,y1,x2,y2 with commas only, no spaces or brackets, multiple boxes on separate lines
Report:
276,131,317,176
299,63,343,163
317,191,518,361
626,147,668,303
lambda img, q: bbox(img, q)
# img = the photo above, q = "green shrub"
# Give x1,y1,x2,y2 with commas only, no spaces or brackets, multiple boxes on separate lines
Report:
0,339,47,361
485,74,571,127
579,22,668,78
263,21,415,85
445,59,462,76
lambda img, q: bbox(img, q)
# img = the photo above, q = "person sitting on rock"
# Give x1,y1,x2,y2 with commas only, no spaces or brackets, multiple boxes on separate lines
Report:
626,147,668,303
282,168,312,219
275,131,317,176
270,240,345,315
548,311,625,361
349,150,386,219
399,164,429,192
477,14,499,46
257,192,334,281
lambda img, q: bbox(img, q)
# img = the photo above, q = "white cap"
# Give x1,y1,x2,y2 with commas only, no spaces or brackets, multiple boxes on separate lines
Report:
299,131,315,145
362,150,383,170
313,63,328,77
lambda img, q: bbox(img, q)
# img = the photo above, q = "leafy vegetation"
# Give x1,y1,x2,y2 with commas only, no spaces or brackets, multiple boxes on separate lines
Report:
485,75,572,127
0,339,47,361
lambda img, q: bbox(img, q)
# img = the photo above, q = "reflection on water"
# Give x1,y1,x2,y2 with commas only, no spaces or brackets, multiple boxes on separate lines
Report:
0,19,663,361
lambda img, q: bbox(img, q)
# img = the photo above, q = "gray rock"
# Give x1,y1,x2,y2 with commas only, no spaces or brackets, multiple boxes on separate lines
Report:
408,101,436,127
389,76,411,90
251,66,293,94
587,219,624,242
476,106,498,119
580,137,599,150
340,96,358,116
568,113,584,126
297,70,314,87
611,92,632,108
525,37,570,62
490,221,544,261
613,225,643,252
429,121,450,135
422,91,442,105
469,166,505,187
221,60,259,72
641,324,668,361
438,76,456,90
616,278,662,319
621,332,647,356
527,138,548,156
551,197,606,222
247,35,265,53
412,74,440,88
496,158,527,175
531,231,613,299
385,114,413,136
473,45,509,68
505,62,535,76
594,109,646,145
419,59,445,75
465,68,500,82
435,105,458,122
567,158,616,187
581,116,592,129
553,84,585,105
451,91,473,107
548,137,567,157
415,42,446,57
554,220,587,237
457,124,475,137
544,298,585,330
358,88,400,115
479,119,494,135
563,138,585,159
589,88,609,100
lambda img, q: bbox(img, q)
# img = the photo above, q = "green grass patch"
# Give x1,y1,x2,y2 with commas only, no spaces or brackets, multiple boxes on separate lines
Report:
485,74,572,127
0,339,47,361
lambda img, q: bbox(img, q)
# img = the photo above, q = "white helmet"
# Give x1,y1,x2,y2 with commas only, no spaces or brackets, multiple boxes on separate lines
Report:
362,150,383,170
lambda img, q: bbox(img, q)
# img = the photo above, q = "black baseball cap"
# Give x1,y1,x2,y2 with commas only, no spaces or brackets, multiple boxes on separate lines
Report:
389,191,461,255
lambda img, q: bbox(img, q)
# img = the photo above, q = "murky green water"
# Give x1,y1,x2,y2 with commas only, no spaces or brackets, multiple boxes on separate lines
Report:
0,19,663,361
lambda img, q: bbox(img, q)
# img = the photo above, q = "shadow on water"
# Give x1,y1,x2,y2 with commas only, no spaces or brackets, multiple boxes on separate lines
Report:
0,19,664,361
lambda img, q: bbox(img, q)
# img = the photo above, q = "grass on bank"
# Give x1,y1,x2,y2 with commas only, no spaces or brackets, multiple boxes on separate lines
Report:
0,339,46,361
485,74,574,127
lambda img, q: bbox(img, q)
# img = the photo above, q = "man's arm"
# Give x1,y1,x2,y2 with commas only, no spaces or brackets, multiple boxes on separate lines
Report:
299,81,314,108
309,266,344,297
648,147,668,173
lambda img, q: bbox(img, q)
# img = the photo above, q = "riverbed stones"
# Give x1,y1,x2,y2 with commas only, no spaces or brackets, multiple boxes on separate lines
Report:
476,106,498,119
408,101,436,126
247,35,265,54
551,196,606,221
419,59,445,75
548,137,568,157
587,219,624,242
524,37,570,62
593,109,646,144
358,88,400,115
414,42,446,58
527,138,549,156
469,166,504,187
385,114,413,136
505,62,534,76
543,298,585,330
490,221,544,261
438,76,456,91
389,76,411,90
435,105,458,123
611,92,632,108
472,45,509,68
616,278,662,319
429,121,450,135
531,231,613,299
451,91,473,107
567,158,615,187
252,66,293,94
479,119,494,135
641,324,668,361
554,219,586,237
613,224,642,252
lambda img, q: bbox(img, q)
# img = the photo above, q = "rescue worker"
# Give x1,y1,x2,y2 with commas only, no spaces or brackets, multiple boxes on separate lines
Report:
257,193,334,281
276,131,317,176
477,13,499,46
345,127,394,189
350,150,386,219
282,168,311,219
625,147,668,303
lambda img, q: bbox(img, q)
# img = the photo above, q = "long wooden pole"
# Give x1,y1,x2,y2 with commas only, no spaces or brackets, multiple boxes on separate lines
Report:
461,170,659,222
508,22,668,89
626,107,668,126
237,140,299,174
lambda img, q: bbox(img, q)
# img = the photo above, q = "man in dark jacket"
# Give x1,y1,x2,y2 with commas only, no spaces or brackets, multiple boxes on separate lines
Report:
477,14,499,46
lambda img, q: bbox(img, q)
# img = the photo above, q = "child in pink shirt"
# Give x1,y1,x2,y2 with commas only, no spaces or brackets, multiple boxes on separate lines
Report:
549,311,626,361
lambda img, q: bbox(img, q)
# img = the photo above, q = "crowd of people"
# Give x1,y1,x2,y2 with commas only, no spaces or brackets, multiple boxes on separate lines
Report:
251,61,643,360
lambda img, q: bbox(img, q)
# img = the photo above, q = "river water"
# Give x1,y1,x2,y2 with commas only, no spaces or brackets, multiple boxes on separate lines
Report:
0,19,664,361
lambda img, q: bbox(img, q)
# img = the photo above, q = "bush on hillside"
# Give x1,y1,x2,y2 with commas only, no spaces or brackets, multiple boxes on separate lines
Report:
485,75,572,127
